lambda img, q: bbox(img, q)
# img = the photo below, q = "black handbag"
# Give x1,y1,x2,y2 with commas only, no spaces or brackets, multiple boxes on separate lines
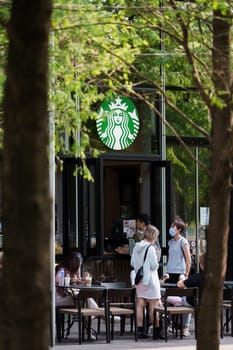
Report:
135,266,144,285
135,245,151,285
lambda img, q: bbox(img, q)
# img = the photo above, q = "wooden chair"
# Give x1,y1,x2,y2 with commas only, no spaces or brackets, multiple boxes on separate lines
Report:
221,287,233,337
57,287,109,344
97,282,129,333
153,287,198,342
107,287,138,341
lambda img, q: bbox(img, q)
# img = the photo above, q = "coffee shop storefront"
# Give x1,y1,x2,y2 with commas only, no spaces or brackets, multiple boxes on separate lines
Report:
54,92,233,283
55,94,172,284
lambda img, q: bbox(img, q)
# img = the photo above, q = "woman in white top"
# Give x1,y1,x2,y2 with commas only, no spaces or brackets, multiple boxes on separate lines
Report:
130,224,162,339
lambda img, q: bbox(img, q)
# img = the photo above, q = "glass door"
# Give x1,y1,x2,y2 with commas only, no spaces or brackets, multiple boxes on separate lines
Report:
61,156,172,258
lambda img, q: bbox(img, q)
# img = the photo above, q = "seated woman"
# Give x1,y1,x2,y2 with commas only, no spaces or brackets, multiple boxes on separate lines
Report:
55,251,83,306
176,253,206,336
55,251,99,309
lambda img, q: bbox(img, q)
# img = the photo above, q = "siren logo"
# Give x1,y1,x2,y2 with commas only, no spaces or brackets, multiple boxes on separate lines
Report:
96,96,140,150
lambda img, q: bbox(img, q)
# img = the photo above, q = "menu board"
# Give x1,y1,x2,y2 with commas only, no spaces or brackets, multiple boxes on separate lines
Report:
123,219,136,238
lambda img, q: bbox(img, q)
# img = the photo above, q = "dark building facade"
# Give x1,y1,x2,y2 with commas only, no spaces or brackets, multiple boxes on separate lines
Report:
54,95,233,283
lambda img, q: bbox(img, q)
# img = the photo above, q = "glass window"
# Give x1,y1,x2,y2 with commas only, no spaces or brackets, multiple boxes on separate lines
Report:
167,142,210,266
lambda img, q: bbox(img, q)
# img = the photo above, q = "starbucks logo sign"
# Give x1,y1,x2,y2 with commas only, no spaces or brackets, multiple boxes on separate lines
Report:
96,96,140,150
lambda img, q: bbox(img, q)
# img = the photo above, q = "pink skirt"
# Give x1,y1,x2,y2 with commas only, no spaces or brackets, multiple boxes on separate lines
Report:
136,280,161,300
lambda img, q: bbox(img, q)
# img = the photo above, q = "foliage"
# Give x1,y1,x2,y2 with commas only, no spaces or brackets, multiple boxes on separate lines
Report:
0,1,226,212
0,0,214,221
0,1,232,349
51,0,144,173
49,1,213,190
0,1,214,159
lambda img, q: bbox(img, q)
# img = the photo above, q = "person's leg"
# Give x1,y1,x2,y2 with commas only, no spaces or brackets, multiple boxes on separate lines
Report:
181,296,192,336
148,299,160,327
137,297,147,338
182,314,191,335
149,299,164,339
137,297,146,327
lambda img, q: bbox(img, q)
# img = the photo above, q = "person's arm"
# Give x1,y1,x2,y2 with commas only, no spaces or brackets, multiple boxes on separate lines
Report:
183,244,191,278
130,270,136,287
160,274,169,284
148,246,158,271
177,272,201,289
177,279,186,288
115,244,129,255
55,269,61,283
130,249,136,269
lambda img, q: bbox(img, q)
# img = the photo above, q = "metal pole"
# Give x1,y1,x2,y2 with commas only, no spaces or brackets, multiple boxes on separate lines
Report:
195,146,200,272
74,70,80,248
160,1,167,274
49,31,56,347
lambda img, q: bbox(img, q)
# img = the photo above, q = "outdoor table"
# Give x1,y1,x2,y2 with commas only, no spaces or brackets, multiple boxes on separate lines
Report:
56,283,103,288
56,283,104,291
224,281,233,290
160,283,177,288
56,283,106,311
56,283,105,306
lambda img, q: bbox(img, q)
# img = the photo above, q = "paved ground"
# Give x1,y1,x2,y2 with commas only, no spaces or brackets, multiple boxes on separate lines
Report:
51,317,233,350
53,338,233,350
52,337,233,350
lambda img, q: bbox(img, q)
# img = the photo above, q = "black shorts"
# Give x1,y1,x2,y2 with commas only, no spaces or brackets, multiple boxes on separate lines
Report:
166,273,181,283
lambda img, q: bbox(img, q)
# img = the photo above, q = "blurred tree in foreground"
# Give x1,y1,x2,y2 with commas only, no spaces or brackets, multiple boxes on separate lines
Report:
0,1,52,350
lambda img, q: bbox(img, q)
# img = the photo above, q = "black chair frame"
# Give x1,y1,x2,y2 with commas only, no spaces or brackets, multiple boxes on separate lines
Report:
107,287,138,342
57,287,109,344
221,287,233,338
153,287,198,342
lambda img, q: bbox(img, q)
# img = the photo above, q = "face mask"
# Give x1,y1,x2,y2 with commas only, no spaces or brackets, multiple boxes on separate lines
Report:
169,227,176,237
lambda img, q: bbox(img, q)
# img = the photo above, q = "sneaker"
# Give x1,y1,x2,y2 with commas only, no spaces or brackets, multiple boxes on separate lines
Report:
167,325,173,333
147,324,153,334
89,330,97,341
111,316,121,322
182,328,190,336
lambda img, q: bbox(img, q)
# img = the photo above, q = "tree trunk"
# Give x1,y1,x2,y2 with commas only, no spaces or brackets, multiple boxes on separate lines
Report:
197,9,233,350
0,1,52,350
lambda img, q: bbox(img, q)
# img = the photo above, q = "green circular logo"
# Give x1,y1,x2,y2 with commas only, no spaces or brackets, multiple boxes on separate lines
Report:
96,96,140,150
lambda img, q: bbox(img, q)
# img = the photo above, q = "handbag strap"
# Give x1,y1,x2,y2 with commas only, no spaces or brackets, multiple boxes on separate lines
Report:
143,244,151,263
180,238,186,260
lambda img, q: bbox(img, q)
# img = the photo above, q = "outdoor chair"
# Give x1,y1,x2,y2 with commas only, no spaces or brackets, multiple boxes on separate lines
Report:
57,287,109,344
106,287,137,341
221,286,233,337
153,287,198,342
97,282,129,333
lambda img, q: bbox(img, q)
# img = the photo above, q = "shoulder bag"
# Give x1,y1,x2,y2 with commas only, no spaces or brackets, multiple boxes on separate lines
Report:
135,244,151,285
